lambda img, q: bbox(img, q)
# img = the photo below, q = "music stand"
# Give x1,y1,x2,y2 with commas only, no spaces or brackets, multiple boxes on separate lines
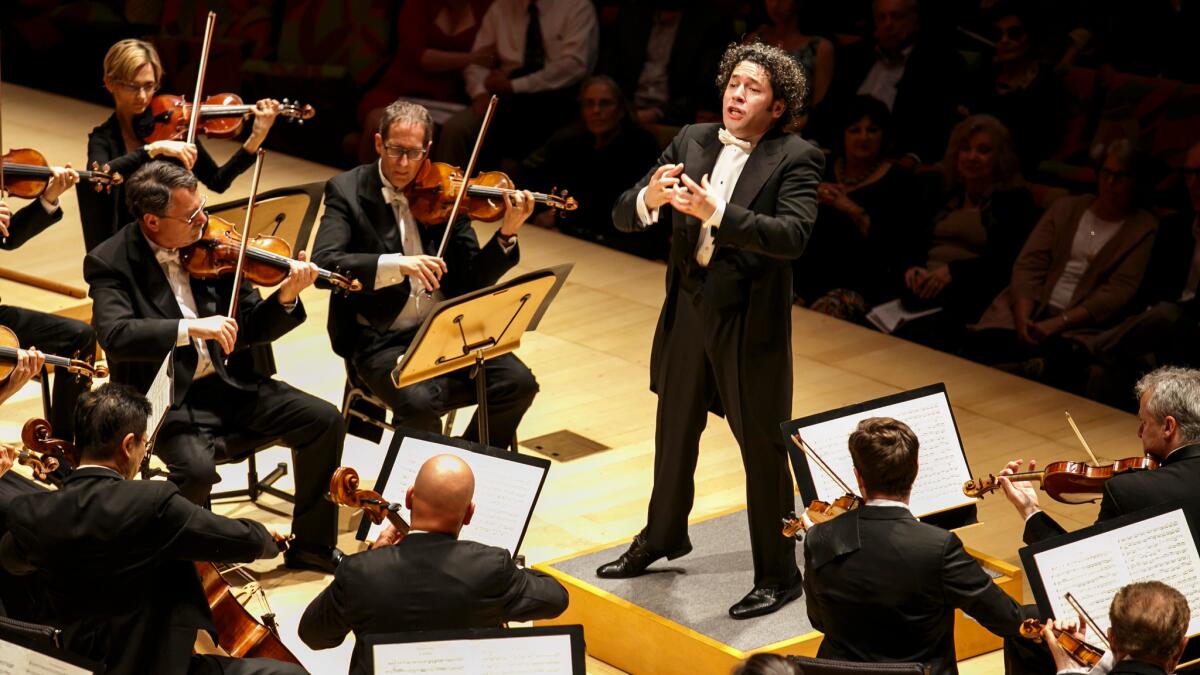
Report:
390,264,571,449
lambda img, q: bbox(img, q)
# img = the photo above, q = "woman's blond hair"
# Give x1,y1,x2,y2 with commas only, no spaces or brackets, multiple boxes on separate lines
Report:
103,39,163,84
942,114,1023,192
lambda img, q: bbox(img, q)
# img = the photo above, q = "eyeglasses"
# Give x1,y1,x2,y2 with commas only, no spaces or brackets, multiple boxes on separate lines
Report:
113,79,160,96
158,195,208,227
382,144,428,162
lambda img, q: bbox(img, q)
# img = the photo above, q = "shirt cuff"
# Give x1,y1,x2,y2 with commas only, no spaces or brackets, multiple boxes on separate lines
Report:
701,198,726,231
38,196,59,214
498,237,517,254
635,187,659,228
280,299,298,313
1023,508,1043,523
176,320,191,347
375,253,405,289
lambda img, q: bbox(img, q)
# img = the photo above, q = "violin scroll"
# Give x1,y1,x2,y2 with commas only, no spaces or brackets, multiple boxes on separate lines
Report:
963,475,1001,499
1019,618,1105,667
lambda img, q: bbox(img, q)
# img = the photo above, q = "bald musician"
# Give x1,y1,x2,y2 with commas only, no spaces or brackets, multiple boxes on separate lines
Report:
298,454,568,675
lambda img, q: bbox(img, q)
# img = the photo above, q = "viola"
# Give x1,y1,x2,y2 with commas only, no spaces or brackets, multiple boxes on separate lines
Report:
405,160,578,227
782,494,864,539
181,215,361,293
326,466,411,539
20,417,76,476
2,148,121,199
1019,618,1105,667
0,324,107,385
140,94,315,144
963,455,1159,504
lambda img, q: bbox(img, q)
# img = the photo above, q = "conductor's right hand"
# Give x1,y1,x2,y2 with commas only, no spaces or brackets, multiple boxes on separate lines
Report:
643,163,684,210
400,255,447,292
188,315,238,354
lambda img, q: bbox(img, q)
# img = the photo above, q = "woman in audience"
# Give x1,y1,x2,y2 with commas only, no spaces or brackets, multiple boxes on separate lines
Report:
520,76,663,259
892,115,1039,349
794,96,918,319
965,138,1158,390
746,0,833,130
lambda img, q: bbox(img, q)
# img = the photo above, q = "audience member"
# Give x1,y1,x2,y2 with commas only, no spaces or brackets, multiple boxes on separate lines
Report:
966,139,1158,391
732,653,796,675
521,76,663,259
746,0,834,130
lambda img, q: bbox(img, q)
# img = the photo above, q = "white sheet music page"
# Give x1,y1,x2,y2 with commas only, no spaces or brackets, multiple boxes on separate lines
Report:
367,436,545,556
145,350,173,441
0,638,90,675
374,634,573,674
1032,508,1200,636
796,390,974,517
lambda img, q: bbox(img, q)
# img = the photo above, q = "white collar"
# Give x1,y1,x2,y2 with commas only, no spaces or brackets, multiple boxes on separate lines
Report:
865,498,910,511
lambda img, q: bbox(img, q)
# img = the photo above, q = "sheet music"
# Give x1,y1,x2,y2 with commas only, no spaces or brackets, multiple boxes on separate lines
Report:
368,436,546,555
0,638,91,675
145,350,173,441
795,390,973,517
374,635,574,674
1032,509,1200,636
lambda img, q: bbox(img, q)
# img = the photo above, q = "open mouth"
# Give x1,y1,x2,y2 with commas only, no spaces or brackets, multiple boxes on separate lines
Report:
727,106,745,120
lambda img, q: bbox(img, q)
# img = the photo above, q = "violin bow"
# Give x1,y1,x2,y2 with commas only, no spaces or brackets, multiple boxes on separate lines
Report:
1065,591,1112,650
226,149,266,319
185,12,217,146
1064,411,1102,465
433,95,498,260
789,432,858,496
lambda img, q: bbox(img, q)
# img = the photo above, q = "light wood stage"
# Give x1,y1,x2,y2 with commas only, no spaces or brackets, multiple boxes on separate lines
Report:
1,84,1133,674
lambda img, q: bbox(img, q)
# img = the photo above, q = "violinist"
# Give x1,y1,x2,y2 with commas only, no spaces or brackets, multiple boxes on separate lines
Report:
803,417,1027,675
999,366,1200,545
83,161,344,573
312,99,539,449
0,383,307,675
298,454,568,675
0,164,97,440
78,39,281,252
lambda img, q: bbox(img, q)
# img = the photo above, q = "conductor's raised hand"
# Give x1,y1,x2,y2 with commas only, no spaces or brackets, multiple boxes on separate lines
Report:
188,315,239,355
672,173,717,222
277,250,319,304
399,255,447,292
643,163,684,210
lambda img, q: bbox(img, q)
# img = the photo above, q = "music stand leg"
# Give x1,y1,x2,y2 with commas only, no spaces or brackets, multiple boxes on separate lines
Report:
473,349,489,448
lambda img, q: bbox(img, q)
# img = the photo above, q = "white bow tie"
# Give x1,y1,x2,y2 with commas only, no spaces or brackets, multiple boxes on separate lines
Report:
717,127,752,153
154,248,180,266
381,184,408,207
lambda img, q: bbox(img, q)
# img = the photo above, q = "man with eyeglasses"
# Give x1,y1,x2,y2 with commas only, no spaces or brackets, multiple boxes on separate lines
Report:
83,161,346,574
313,99,538,450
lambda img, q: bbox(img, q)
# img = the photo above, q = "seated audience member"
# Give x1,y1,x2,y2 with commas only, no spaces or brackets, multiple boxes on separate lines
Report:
892,115,1039,349
966,139,1158,391
434,0,599,167
299,454,569,675
0,383,302,675
733,653,797,675
1087,142,1200,409
803,417,1025,675
794,95,918,315
521,76,663,259
746,0,834,130
599,0,730,127
957,2,1067,174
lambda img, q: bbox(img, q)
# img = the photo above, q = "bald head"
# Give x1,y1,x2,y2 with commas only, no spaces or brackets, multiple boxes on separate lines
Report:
406,454,476,535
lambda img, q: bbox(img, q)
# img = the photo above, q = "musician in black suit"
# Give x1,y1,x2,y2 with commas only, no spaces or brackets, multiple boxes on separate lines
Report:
298,454,568,675
311,99,538,449
803,418,1026,675
0,165,97,439
597,42,822,620
0,351,49,619
83,161,343,572
1000,366,1200,545
0,383,305,675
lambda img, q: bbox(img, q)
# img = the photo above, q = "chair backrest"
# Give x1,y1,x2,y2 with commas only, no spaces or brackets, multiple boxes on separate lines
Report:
208,181,326,254
787,655,928,675
0,615,62,650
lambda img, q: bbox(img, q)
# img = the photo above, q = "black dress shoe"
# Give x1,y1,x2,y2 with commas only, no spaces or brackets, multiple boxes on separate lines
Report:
728,576,804,620
284,542,344,574
595,532,692,579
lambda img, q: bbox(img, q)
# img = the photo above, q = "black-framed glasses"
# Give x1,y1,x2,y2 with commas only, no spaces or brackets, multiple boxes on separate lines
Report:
114,79,160,96
383,144,428,162
158,195,208,227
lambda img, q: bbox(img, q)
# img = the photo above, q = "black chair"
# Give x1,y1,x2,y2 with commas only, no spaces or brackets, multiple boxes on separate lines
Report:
787,656,928,674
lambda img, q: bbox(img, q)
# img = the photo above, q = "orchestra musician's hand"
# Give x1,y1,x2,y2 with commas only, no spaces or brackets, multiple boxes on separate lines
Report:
0,201,10,238
0,444,17,478
41,164,80,204
499,189,534,237
276,250,320,305
998,458,1042,520
799,510,816,532
398,255,448,292
484,69,514,95
0,347,45,406
903,266,928,293
188,315,239,355
672,173,718,222
371,522,404,549
915,265,951,300
643,163,684,210
244,98,281,153
145,140,198,170
1041,616,1088,673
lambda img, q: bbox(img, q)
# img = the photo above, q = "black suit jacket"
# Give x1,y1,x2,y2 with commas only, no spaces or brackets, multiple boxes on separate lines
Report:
804,506,1024,675
1024,444,1200,544
311,163,518,359
84,222,304,405
0,199,61,251
298,532,569,675
0,467,279,675
612,123,822,415
1112,661,1168,675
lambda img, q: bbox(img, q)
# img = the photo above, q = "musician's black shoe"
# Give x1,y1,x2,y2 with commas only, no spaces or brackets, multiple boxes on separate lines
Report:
595,532,692,579
728,576,804,620
284,542,343,574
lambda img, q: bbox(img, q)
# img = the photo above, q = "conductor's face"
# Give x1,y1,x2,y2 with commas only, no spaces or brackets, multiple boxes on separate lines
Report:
376,121,431,191
722,61,785,140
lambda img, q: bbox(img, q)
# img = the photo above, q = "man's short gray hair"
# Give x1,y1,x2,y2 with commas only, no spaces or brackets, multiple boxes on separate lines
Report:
1135,366,1200,443
378,99,433,145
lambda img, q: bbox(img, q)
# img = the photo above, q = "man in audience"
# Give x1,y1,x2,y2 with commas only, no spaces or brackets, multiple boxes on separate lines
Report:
0,383,302,675
803,417,1026,674
434,0,599,167
298,454,569,675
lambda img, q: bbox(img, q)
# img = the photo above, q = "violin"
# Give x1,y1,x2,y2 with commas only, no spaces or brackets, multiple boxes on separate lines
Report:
2,148,121,199
181,215,361,293
405,160,578,226
140,94,314,144
0,324,107,384
963,455,1159,504
326,466,412,539
781,433,864,539
20,417,76,477
1019,618,1105,667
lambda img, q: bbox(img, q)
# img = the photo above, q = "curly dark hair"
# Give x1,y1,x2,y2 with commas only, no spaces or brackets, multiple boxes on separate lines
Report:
714,41,809,129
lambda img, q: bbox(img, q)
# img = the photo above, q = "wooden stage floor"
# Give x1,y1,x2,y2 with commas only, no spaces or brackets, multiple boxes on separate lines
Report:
1,84,1136,674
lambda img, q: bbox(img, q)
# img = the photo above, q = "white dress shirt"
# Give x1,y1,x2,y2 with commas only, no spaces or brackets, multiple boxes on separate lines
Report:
147,238,217,380
864,498,910,510
464,0,598,98
857,44,914,111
